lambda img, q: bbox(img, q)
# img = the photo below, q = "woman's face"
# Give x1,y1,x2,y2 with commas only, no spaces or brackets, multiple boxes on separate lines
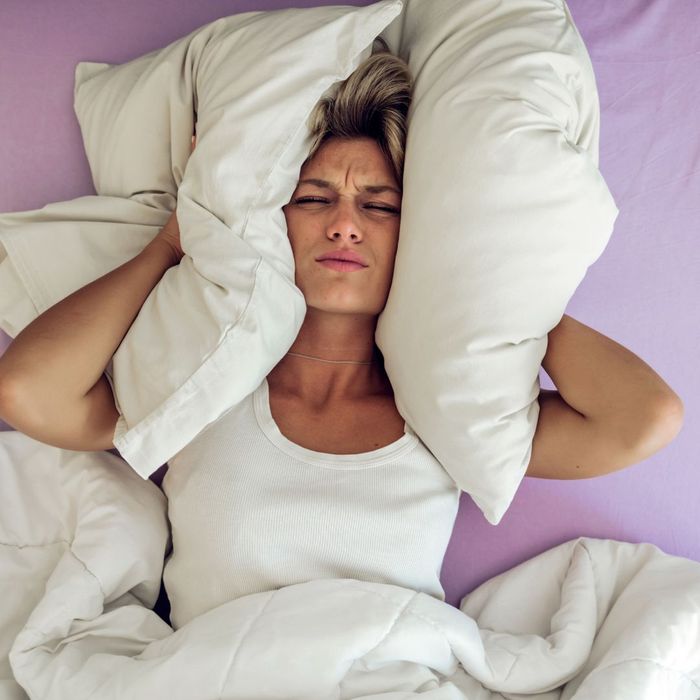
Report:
282,136,402,317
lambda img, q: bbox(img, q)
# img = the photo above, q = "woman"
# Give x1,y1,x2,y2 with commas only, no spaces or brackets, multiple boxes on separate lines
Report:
156,50,468,628
0,49,683,628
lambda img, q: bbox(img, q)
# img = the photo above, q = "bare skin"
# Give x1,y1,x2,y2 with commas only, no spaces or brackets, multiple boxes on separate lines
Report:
266,136,407,451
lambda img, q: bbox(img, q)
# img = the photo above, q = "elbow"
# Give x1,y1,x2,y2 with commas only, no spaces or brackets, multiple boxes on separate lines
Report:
0,375,39,435
651,392,684,441
0,374,20,425
632,392,685,460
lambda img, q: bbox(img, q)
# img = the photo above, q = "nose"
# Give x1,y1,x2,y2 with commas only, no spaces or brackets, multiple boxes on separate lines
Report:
325,198,363,242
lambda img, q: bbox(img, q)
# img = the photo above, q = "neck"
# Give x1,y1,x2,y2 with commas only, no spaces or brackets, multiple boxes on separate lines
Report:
285,350,373,365
267,307,388,403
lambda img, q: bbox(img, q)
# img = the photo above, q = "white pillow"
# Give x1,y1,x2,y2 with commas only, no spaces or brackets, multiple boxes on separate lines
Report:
0,0,404,478
374,0,619,523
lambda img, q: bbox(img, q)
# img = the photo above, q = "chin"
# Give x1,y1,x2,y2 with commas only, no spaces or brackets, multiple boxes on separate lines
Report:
307,301,381,317
301,284,388,317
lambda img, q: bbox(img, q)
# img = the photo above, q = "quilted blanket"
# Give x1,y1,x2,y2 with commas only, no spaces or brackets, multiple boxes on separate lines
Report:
2,430,699,699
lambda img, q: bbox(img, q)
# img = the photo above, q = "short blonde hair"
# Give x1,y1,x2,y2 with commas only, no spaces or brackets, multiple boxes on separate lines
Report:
304,41,413,186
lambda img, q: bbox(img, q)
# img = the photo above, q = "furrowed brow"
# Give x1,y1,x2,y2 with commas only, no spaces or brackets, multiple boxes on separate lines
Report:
364,184,402,195
298,178,401,196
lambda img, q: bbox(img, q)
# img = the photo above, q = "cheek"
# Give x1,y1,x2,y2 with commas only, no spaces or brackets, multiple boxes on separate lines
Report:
282,206,293,231
284,224,311,263
386,225,401,257
376,246,399,283
283,207,307,239
283,210,299,245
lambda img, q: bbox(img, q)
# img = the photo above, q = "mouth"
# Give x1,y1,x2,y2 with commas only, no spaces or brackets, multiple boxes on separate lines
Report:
317,259,367,272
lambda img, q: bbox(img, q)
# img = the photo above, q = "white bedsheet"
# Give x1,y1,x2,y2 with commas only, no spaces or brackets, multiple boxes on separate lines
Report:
2,430,699,699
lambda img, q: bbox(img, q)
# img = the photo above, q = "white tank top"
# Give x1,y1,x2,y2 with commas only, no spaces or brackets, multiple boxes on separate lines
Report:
162,377,461,629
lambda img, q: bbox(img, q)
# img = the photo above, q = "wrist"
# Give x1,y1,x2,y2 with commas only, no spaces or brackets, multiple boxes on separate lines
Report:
144,237,181,268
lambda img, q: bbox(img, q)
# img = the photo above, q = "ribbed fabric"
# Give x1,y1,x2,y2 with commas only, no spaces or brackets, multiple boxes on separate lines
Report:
162,377,461,629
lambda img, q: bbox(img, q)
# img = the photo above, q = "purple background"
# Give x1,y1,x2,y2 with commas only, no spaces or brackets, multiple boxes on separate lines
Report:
1,1,698,608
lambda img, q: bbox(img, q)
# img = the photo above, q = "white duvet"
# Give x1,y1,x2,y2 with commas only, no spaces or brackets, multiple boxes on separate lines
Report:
2,430,699,700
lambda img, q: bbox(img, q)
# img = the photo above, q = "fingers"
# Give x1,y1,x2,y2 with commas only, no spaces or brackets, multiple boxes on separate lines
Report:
190,134,197,152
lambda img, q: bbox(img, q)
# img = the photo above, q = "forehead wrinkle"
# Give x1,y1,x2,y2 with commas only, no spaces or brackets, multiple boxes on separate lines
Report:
298,177,401,196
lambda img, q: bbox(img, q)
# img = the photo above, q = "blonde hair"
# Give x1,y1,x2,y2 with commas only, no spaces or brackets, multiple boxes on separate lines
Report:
304,41,413,186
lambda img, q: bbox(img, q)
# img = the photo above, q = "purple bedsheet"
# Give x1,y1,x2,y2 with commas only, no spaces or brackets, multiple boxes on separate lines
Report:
0,0,698,607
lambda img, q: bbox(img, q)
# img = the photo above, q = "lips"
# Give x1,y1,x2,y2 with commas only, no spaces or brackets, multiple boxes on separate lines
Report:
317,259,366,272
315,249,368,266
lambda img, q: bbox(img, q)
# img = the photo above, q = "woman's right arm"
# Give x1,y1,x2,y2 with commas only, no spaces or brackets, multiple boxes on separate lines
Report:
0,236,180,451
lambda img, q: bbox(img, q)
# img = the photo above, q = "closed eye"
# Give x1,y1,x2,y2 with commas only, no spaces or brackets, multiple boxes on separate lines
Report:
293,197,399,213
365,202,400,213
294,197,328,204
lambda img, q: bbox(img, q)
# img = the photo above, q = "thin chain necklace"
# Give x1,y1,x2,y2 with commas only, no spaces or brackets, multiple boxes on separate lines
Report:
285,351,373,365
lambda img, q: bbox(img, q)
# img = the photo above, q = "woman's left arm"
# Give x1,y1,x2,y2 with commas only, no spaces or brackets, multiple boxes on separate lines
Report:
526,314,684,479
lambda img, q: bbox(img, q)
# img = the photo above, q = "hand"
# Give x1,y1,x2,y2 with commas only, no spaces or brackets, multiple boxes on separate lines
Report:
151,133,197,264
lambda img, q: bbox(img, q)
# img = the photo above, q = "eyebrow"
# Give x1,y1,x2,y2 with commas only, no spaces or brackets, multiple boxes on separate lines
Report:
298,178,402,196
